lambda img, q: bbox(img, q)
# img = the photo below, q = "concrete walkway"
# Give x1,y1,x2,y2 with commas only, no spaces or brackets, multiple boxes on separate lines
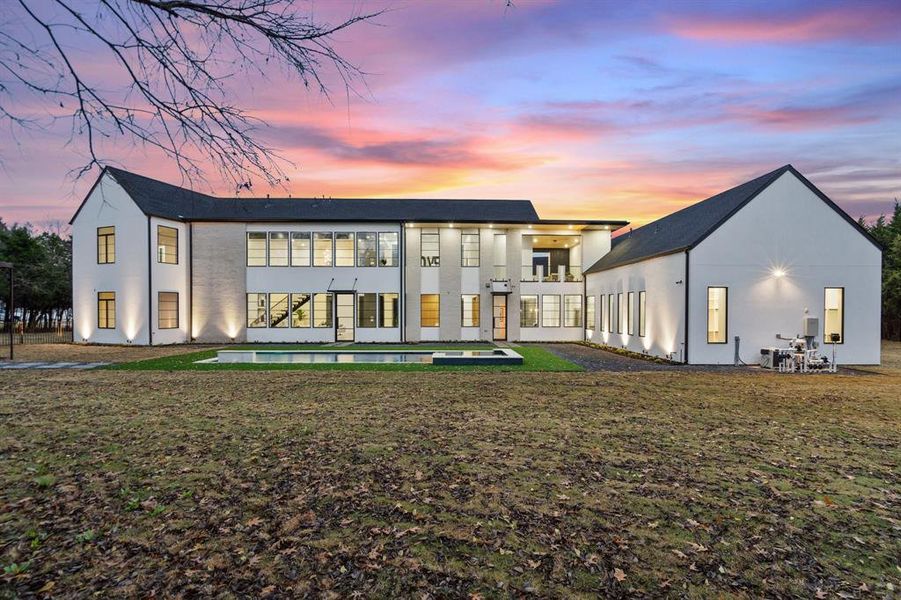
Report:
0,361,109,370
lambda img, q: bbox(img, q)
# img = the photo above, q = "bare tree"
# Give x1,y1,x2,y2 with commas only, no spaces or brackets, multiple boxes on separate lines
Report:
0,0,381,189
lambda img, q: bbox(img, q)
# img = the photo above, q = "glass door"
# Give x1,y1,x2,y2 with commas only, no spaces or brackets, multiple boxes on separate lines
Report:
493,295,507,341
335,293,355,341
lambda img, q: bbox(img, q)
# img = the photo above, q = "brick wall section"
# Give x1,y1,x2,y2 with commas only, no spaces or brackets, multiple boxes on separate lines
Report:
191,222,247,342
439,228,462,340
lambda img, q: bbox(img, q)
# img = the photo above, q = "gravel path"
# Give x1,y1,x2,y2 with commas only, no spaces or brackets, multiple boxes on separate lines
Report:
537,343,750,373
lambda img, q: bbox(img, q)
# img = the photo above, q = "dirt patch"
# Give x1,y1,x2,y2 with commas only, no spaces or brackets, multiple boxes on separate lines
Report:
7,343,222,364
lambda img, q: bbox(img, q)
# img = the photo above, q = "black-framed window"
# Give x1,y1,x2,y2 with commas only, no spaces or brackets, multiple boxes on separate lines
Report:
357,232,378,267
158,292,178,329
461,229,480,267
586,296,596,330
421,294,440,327
616,293,623,334
627,292,635,335
542,295,561,327
358,293,377,328
157,225,178,264
638,291,646,337
247,293,267,328
313,293,333,327
313,232,333,267
461,294,480,327
291,232,311,266
379,232,398,266
291,293,311,327
268,232,289,267
97,291,115,329
335,232,355,267
379,293,399,327
97,226,115,264
707,287,727,343
246,232,267,267
520,295,539,327
824,287,844,344
609,294,615,334
564,295,582,327
269,293,290,327
421,228,439,267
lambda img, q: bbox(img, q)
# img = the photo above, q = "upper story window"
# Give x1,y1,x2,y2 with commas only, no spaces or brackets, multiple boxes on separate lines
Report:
246,232,266,266
268,232,289,266
379,232,398,266
313,232,333,266
157,225,178,264
335,232,355,267
421,228,440,267
824,287,844,343
97,226,115,264
291,232,310,267
357,232,377,267
707,287,727,343
462,229,479,267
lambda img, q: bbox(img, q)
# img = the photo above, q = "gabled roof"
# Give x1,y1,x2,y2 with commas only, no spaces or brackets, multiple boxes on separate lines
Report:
585,164,881,274
70,167,543,224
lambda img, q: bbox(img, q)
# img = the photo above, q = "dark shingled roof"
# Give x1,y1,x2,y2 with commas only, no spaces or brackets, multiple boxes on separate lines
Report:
71,167,542,223
585,164,880,274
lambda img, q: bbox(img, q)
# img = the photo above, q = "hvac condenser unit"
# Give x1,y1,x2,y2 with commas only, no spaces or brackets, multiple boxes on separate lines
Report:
803,316,819,338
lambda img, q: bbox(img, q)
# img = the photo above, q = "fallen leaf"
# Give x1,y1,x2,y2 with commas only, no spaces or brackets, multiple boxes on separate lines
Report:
613,568,626,582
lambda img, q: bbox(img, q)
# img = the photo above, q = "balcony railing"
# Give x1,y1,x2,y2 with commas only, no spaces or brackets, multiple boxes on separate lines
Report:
521,265,582,282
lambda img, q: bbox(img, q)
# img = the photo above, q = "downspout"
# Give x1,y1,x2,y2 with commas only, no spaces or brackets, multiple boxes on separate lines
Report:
582,271,587,342
188,222,193,343
400,222,406,342
683,249,689,364
147,217,153,346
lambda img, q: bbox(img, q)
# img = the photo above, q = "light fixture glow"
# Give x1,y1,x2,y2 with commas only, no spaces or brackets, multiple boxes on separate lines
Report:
772,268,786,278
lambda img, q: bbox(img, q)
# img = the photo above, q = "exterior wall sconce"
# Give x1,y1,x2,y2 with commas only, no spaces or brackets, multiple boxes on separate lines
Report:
772,268,786,278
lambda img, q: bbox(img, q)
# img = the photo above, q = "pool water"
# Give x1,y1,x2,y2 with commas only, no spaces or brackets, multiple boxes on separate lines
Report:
214,350,433,364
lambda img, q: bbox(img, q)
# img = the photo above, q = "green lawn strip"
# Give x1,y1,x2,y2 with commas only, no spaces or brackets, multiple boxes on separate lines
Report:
105,344,582,372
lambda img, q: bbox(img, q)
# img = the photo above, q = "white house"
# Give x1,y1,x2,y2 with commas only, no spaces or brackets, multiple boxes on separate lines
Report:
70,164,882,364
583,165,882,365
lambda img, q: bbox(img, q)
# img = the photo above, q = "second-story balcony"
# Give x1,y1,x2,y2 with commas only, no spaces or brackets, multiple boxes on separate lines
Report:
521,233,583,283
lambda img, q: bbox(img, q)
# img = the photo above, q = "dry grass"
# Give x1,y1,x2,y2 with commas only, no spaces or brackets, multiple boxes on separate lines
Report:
0,348,899,598
10,343,220,363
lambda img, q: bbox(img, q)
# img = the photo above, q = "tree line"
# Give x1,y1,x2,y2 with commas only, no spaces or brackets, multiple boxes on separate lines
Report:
0,221,72,331
859,202,901,340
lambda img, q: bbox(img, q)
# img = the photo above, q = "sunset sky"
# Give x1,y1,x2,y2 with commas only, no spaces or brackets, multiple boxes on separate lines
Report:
1,0,900,229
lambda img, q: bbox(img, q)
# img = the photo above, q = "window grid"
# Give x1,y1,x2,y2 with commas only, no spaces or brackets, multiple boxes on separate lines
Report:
269,293,290,328
357,233,378,267
291,232,311,267
97,291,115,329
542,295,561,327
246,232,267,266
421,229,440,267
97,226,115,264
461,294,480,327
246,293,267,328
379,293,399,327
421,294,440,327
268,232,289,267
334,232,355,267
157,225,178,264
158,292,178,329
564,295,582,328
291,293,311,327
313,293,333,327
586,296,596,330
358,293,377,328
824,287,844,344
379,232,399,266
313,232,333,267
627,292,635,335
520,295,539,328
461,229,480,267
707,287,727,343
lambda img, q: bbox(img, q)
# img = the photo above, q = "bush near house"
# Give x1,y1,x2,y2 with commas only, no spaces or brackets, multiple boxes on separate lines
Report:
859,202,901,339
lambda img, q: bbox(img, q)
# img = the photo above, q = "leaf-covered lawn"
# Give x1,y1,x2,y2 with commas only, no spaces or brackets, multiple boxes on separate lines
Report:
1,366,899,597
105,344,582,372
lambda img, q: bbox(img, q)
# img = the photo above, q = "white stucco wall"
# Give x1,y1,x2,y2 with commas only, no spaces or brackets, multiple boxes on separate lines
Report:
585,251,687,360
150,216,190,344
72,174,150,345
688,171,881,365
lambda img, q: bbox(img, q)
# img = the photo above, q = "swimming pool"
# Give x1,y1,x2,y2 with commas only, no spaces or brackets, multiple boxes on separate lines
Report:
200,348,523,365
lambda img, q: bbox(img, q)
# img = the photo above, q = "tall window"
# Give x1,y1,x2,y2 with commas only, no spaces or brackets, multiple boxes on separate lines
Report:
269,293,289,328
627,292,635,335
520,295,539,327
379,232,398,266
335,232,355,266
600,294,606,332
291,232,311,267
616,293,623,334
586,296,596,330
542,295,561,327
157,226,178,264
291,293,311,327
267,232,288,266
313,232,333,266
638,291,646,337
313,293,332,327
247,232,266,266
824,287,844,343
421,294,440,327
379,293,399,327
461,294,480,327
246,293,267,328
564,295,582,327
158,292,178,329
609,295,615,334
97,291,115,329
358,293,377,328
97,226,115,264
707,287,727,343
461,229,480,267
421,228,439,267
357,233,377,267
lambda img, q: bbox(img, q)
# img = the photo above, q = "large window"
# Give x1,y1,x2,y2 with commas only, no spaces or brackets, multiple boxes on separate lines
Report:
158,292,178,329
616,293,623,334
97,291,115,329
247,293,267,328
291,293,311,327
421,228,439,267
269,293,289,328
520,295,539,327
707,287,727,343
638,291,646,337
97,226,115,264
379,232,398,266
379,293,399,327
313,232,333,267
627,292,635,335
157,226,178,264
462,229,480,267
564,295,582,327
358,293,377,328
542,295,561,327
824,287,844,343
313,293,332,327
357,232,377,267
608,295,615,334
586,296,596,330
247,232,267,266
461,294,480,327
291,232,311,267
268,232,289,266
600,294,606,332
335,232,355,266
421,294,440,327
